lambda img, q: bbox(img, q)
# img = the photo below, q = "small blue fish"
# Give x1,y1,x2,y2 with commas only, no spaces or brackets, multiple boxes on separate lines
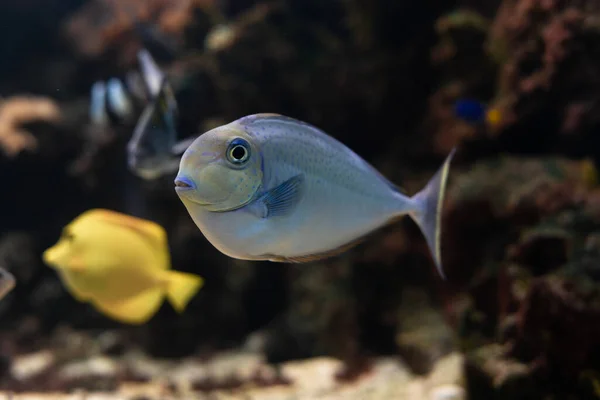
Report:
453,98,486,123
454,98,503,126
175,114,456,279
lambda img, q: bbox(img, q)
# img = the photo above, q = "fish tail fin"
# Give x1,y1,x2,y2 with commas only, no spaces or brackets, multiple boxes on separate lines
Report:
164,270,204,313
408,148,456,280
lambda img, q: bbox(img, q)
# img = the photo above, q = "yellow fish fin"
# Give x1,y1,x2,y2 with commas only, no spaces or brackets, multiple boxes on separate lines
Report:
86,209,169,256
93,288,165,325
163,270,204,313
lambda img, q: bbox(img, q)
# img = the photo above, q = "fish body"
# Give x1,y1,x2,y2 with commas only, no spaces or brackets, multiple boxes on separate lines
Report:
106,78,133,119
43,209,204,324
175,114,455,278
138,49,167,99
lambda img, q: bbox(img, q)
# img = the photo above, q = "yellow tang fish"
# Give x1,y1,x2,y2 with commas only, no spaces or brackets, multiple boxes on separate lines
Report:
42,209,204,325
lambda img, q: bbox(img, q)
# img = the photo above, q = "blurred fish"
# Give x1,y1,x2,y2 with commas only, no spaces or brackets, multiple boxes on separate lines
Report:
127,78,182,180
106,78,134,120
88,48,173,128
90,81,109,126
137,48,179,117
125,70,149,103
175,114,456,279
0,267,15,301
42,209,204,325
138,48,168,100
90,77,138,126
453,98,502,126
126,49,188,180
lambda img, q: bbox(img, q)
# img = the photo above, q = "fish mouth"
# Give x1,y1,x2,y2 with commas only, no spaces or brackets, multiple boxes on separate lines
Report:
174,176,195,191
174,176,217,206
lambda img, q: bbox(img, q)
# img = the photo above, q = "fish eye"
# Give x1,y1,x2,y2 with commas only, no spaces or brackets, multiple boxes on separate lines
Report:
226,138,251,165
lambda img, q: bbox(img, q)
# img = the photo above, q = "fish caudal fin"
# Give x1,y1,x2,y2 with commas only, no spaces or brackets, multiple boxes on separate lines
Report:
165,271,204,313
409,148,456,280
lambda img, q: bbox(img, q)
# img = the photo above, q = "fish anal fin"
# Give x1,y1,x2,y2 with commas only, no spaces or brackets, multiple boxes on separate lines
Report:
261,234,370,263
93,288,165,325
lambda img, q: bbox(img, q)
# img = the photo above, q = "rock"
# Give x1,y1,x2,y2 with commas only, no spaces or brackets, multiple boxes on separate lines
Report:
465,344,536,399
1,345,466,399
395,288,457,375
10,351,55,381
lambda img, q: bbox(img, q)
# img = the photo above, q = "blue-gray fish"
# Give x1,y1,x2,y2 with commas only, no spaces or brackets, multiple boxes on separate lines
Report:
175,114,456,278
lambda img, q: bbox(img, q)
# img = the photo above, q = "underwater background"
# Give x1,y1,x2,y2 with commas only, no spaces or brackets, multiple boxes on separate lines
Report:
1,0,600,398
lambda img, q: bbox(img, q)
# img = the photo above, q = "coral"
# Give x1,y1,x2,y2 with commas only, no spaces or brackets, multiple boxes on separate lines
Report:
511,275,600,376
0,96,61,157
441,152,600,396
395,288,457,375
63,0,218,65
466,343,537,399
427,0,600,157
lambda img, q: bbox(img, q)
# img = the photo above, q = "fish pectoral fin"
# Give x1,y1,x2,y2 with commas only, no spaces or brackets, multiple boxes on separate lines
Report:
93,288,165,325
250,174,305,218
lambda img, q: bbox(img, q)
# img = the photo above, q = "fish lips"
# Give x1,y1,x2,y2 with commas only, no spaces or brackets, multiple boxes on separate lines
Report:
174,175,213,206
174,175,196,191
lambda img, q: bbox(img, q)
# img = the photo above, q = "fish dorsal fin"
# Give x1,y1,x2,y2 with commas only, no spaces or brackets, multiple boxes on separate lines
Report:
247,174,305,218
86,209,168,250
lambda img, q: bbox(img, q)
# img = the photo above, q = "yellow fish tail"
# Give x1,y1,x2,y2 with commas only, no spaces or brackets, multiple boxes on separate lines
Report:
94,288,165,325
164,271,204,313
409,147,456,280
